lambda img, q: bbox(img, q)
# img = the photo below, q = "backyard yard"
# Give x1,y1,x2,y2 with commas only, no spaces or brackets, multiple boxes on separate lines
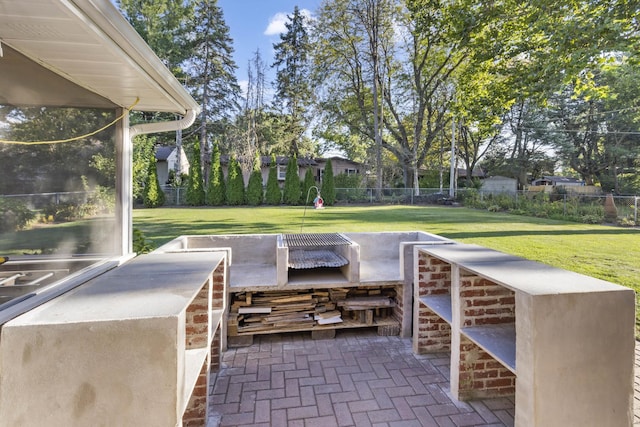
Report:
132,205,638,292
1,204,638,328
132,205,640,332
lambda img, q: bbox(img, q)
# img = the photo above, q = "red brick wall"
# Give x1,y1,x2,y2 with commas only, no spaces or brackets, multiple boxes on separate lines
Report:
212,262,225,310
459,270,515,327
182,355,210,427
457,335,516,400
185,278,211,349
183,261,227,426
394,283,403,322
415,252,452,353
210,324,221,372
457,269,516,399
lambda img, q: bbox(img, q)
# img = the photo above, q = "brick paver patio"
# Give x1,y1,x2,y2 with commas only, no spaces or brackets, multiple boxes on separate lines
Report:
209,330,515,426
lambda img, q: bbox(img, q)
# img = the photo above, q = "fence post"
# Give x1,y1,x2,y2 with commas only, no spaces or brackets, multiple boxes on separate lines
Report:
564,194,567,217
635,196,638,224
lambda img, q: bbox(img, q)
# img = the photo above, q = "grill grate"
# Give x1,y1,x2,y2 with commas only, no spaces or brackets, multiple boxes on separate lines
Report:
288,249,348,269
284,233,351,248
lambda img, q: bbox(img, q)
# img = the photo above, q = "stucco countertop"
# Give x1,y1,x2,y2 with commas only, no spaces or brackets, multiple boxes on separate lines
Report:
417,243,630,296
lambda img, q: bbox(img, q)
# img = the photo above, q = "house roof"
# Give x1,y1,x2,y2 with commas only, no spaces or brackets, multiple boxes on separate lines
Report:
457,166,486,178
219,155,319,167
155,146,175,162
0,0,200,114
315,157,361,166
534,176,583,184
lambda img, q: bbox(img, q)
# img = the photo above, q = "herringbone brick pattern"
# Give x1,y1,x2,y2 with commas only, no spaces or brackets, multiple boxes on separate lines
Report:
209,330,515,426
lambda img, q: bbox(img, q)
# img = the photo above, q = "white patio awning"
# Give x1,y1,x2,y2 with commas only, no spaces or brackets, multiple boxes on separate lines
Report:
0,0,200,115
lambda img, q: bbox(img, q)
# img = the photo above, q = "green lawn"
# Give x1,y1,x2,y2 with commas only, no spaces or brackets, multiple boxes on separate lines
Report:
2,204,638,330
133,205,639,293
134,204,640,333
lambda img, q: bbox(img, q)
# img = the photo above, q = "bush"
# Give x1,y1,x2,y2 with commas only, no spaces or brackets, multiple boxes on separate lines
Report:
42,202,84,222
206,142,226,206
321,158,335,205
265,154,282,205
283,156,300,205
185,139,205,206
0,199,36,232
301,168,316,204
334,172,363,189
619,215,637,227
132,228,154,254
246,153,264,206
87,186,115,214
581,214,603,224
142,154,165,208
226,156,245,205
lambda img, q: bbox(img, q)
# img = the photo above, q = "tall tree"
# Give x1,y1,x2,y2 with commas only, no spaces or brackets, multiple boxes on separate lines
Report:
142,154,165,208
206,141,226,205
226,156,245,205
117,0,193,75
272,6,315,156
131,136,156,203
321,158,336,206
186,0,241,185
301,167,316,204
283,156,301,205
313,0,469,192
0,106,116,195
246,152,264,206
243,49,267,156
550,60,640,190
185,138,205,205
265,154,283,205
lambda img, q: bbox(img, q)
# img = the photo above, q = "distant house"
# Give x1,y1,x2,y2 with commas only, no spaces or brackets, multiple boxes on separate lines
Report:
531,176,584,187
315,157,361,182
481,176,517,195
528,175,601,195
218,155,361,186
457,166,486,180
155,146,190,185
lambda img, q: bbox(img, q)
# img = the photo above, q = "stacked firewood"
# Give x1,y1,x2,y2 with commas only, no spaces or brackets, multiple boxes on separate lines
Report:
228,287,396,335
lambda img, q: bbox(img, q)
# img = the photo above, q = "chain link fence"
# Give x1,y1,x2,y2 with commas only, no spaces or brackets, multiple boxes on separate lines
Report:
159,186,638,226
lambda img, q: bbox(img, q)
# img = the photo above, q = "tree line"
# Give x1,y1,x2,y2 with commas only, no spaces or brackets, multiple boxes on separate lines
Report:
1,0,638,203
123,0,639,198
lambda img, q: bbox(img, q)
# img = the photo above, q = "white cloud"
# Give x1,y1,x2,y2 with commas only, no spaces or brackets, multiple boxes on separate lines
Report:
238,80,249,97
264,9,314,36
264,12,288,36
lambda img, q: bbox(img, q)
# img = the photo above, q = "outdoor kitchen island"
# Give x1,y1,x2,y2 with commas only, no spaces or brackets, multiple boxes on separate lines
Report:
413,242,635,427
0,251,227,427
155,231,453,346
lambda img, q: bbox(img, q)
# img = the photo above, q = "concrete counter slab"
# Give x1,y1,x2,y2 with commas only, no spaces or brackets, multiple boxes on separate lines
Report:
0,251,227,427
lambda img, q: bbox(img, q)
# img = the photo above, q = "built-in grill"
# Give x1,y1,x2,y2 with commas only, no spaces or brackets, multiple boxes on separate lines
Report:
284,233,352,269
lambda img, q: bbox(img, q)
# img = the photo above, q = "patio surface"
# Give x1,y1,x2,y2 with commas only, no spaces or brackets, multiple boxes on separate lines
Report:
209,331,640,427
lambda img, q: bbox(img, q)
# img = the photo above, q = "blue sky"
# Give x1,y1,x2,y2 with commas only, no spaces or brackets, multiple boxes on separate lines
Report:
217,0,321,94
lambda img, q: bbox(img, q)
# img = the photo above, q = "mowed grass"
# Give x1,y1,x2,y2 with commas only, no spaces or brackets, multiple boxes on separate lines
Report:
133,205,639,293
2,205,637,327
134,204,640,333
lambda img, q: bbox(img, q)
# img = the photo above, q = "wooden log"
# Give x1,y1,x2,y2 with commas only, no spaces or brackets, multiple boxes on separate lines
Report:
337,296,395,310
315,310,342,320
366,309,374,326
238,306,271,314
